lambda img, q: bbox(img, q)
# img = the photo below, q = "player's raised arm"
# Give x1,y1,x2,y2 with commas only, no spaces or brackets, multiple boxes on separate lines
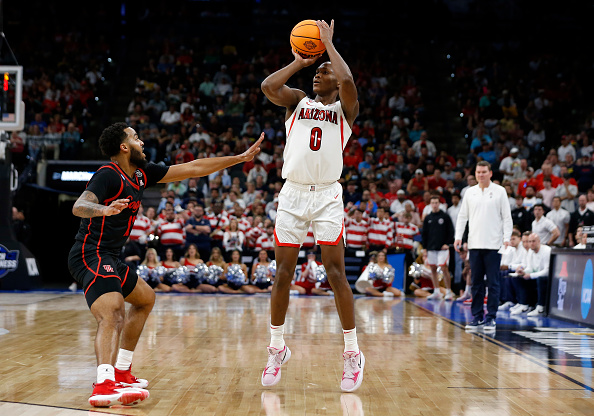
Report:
316,19,358,124
158,133,264,183
260,52,317,113
72,190,129,218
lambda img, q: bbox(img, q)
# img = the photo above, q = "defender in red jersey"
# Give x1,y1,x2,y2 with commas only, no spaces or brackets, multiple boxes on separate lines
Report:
68,122,263,407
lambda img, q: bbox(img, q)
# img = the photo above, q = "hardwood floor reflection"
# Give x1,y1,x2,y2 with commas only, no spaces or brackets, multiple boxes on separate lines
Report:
0,292,592,415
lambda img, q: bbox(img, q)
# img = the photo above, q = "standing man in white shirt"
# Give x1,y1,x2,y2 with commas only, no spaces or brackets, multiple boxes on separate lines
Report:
454,161,513,331
546,196,570,247
531,203,560,246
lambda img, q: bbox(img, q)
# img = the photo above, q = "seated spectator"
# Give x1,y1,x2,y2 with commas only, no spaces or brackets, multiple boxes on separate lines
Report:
246,159,268,184
345,208,369,252
222,218,246,259
160,103,182,134
360,251,402,298
517,167,538,197
497,229,524,311
512,233,551,317
219,249,267,294
367,207,393,252
251,250,274,291
569,194,594,246
555,172,578,213
511,194,533,233
522,186,541,210
290,251,332,296
428,168,447,191
140,248,171,292
255,224,275,252
539,178,556,208
157,205,186,260
390,189,414,216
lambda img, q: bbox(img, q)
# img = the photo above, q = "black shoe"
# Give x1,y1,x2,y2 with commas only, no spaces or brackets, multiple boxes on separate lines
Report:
483,319,496,331
465,318,484,330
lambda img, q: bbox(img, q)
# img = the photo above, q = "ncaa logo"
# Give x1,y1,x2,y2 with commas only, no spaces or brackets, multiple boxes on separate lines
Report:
581,259,593,320
0,244,19,278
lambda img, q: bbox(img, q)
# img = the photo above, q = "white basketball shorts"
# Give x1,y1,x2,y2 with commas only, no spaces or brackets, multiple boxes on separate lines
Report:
274,180,345,247
426,250,449,267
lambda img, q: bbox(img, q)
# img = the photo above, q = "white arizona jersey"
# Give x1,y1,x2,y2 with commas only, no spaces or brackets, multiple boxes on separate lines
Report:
283,97,352,184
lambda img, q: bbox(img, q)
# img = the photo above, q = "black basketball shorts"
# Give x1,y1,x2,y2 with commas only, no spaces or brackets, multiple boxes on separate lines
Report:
68,241,138,308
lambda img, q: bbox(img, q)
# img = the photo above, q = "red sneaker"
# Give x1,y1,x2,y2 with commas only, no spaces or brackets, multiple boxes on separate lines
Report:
88,379,149,407
115,366,149,388
463,297,472,305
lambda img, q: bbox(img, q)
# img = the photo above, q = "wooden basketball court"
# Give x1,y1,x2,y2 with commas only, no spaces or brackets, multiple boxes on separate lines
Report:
0,291,592,415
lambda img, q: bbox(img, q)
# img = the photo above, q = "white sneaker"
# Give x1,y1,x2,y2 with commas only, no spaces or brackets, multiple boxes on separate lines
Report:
426,291,443,300
341,350,365,392
498,301,515,311
509,303,523,311
69,282,78,292
261,345,291,387
456,292,471,302
383,291,395,298
510,304,529,315
444,290,454,301
527,305,545,317
289,290,300,296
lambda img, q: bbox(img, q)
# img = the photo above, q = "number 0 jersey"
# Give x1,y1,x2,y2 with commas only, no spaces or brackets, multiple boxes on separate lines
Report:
74,162,169,253
282,97,352,185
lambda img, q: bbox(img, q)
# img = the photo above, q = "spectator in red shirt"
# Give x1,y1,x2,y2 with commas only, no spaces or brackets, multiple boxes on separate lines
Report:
344,146,362,169
517,167,539,197
428,168,447,190
379,145,398,166
407,169,429,194
534,162,563,190
174,144,195,164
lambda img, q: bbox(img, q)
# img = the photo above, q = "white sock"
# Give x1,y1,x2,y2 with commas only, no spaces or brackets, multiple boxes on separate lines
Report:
97,364,115,384
343,328,359,353
115,348,134,371
269,324,285,350
465,285,471,295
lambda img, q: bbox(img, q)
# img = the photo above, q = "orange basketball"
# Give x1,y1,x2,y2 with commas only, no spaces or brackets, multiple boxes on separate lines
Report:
290,20,325,58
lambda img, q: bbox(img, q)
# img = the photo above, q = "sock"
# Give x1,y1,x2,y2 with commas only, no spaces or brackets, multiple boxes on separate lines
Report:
343,328,359,353
97,364,115,384
269,324,285,350
465,285,471,295
115,348,134,371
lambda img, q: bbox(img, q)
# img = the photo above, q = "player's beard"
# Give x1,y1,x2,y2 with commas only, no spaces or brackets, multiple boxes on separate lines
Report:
130,147,147,169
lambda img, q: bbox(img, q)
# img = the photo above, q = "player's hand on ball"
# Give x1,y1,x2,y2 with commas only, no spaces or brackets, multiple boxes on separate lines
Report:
104,199,129,216
239,133,264,162
292,49,320,66
316,19,334,46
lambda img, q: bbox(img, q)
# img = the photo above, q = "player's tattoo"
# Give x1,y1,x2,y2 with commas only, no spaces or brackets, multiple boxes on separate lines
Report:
72,190,105,218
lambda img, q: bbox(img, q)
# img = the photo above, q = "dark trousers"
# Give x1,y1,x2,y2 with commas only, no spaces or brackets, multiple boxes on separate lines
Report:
514,276,548,307
500,270,517,304
469,249,501,321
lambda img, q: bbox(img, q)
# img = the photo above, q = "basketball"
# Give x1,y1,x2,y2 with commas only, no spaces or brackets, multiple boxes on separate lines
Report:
290,20,325,58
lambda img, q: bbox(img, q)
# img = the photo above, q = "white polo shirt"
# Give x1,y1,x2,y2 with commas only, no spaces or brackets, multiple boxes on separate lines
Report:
455,182,513,250
531,216,558,245
546,208,570,245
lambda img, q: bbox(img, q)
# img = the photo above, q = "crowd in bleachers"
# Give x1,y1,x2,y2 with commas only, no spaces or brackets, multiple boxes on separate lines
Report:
9,4,594,299
114,30,594,298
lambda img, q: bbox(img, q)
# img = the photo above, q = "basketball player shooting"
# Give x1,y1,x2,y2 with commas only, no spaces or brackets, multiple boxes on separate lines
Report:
68,122,263,407
260,19,364,392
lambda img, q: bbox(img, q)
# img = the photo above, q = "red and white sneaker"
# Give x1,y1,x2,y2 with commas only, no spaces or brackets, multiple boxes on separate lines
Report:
88,379,149,407
115,366,149,388
341,350,365,392
261,345,291,387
